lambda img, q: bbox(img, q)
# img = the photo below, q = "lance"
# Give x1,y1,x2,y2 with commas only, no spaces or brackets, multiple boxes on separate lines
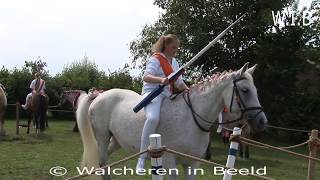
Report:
133,13,247,113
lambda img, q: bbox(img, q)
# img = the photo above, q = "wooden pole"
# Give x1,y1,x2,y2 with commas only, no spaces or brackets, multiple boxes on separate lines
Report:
307,130,319,180
15,102,20,135
149,134,163,180
223,127,242,180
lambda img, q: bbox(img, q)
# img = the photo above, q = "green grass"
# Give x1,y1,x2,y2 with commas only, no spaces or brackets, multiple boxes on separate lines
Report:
0,119,319,180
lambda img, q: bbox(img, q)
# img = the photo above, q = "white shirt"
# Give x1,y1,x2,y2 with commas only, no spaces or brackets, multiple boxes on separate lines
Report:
30,79,46,94
142,54,184,97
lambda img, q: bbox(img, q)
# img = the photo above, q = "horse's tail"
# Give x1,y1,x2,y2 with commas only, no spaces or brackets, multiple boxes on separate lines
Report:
76,94,101,179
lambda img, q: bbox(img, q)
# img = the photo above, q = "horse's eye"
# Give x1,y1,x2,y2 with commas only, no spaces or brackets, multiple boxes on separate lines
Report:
242,88,248,93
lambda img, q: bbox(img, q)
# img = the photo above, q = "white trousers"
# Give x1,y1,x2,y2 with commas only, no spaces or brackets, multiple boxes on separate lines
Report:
138,92,165,160
24,93,32,109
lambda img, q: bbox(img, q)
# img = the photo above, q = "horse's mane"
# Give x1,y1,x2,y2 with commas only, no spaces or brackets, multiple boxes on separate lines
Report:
189,70,235,93
64,90,86,94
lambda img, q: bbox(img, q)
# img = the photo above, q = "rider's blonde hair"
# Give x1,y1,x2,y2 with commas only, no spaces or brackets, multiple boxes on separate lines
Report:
35,72,41,78
152,34,180,53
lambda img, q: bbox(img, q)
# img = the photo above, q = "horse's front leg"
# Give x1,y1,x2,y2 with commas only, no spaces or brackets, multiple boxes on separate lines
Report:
245,145,250,159
162,154,178,180
183,162,201,180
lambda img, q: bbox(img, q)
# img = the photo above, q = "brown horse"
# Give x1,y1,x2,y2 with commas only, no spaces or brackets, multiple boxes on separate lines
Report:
29,93,49,134
61,90,86,132
205,111,255,160
60,89,104,132
0,85,7,136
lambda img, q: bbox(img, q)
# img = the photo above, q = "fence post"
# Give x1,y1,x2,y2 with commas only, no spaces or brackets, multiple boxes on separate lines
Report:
307,130,319,180
223,127,242,180
149,134,163,180
15,102,20,135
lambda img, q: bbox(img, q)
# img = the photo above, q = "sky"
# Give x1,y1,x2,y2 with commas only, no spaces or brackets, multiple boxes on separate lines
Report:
0,0,314,76
0,0,161,76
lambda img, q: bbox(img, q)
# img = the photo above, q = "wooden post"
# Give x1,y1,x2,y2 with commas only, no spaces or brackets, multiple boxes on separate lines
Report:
149,134,163,180
307,130,319,180
15,102,20,135
223,127,242,180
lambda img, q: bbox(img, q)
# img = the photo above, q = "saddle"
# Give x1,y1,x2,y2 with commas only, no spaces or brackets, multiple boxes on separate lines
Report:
31,93,48,100
88,89,104,101
169,90,184,100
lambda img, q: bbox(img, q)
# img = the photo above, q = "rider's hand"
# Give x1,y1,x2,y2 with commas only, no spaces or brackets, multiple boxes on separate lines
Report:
160,78,169,85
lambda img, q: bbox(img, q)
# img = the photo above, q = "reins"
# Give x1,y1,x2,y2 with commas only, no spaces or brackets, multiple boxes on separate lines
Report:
182,77,264,132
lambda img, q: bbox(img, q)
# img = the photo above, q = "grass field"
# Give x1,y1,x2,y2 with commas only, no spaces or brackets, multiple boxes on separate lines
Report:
0,119,319,180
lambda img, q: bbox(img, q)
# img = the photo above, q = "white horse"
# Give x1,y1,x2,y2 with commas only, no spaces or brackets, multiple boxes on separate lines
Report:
76,63,267,180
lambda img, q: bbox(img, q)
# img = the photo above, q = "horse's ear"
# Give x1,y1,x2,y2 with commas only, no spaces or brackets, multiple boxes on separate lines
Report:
246,64,258,75
239,62,249,77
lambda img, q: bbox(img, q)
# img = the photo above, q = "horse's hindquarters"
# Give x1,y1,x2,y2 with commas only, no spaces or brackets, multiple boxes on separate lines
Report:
33,95,48,132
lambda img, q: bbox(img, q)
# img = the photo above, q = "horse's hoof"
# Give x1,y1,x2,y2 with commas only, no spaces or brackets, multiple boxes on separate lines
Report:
204,155,211,160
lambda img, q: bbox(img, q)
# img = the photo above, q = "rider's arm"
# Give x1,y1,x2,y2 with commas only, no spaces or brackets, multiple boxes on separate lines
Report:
143,75,168,84
143,57,168,85
30,79,36,92
173,59,189,91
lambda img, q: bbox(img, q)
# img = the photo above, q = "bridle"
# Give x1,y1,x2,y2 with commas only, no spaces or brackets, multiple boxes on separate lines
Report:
229,77,264,120
61,90,82,110
182,77,264,132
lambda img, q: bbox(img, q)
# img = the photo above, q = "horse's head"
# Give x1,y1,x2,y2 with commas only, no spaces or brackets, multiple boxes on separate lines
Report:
221,62,267,132
54,89,69,107
60,90,85,109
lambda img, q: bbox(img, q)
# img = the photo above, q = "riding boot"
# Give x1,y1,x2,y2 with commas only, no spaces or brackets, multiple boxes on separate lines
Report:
21,104,27,110
21,102,30,110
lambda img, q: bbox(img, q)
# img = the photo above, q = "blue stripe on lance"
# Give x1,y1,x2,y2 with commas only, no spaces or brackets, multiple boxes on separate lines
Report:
133,13,247,113
133,84,165,113
133,67,185,113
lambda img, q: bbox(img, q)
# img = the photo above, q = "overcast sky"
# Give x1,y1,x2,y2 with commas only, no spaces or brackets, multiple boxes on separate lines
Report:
0,0,314,76
0,0,161,76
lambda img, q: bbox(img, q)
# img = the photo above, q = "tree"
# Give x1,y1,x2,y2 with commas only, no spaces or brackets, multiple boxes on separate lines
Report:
129,0,320,140
102,64,137,91
130,0,291,76
25,56,48,76
0,56,143,119
58,56,105,90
